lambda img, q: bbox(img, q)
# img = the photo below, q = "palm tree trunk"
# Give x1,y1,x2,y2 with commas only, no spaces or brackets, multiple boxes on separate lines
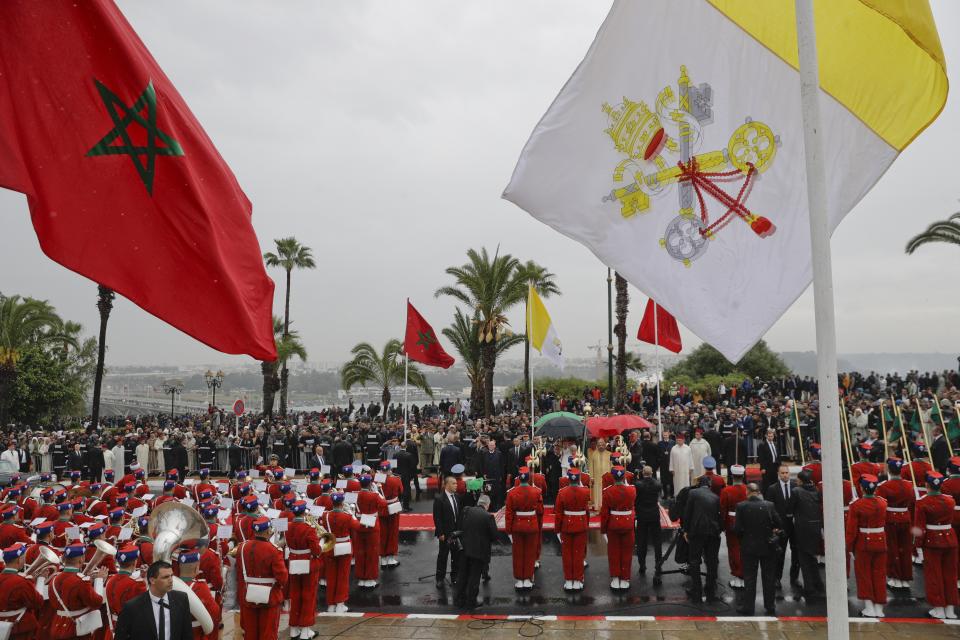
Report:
382,388,391,421
261,360,278,418
614,273,628,411
481,341,497,417
90,285,115,432
280,268,292,417
469,374,483,417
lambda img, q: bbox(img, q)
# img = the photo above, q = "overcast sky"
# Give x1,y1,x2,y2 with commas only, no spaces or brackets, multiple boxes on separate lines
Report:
2,1,958,367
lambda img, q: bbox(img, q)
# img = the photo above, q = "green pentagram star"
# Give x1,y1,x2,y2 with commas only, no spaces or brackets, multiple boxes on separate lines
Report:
86,78,184,195
416,330,436,349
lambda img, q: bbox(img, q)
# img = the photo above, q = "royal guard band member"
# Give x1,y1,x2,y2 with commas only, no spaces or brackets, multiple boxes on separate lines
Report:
721,465,748,588
377,461,403,567
846,474,888,617
313,480,334,511
52,500,75,550
104,509,125,545
852,443,882,487
876,458,916,588
153,480,178,509
235,496,261,544
512,457,548,493
191,469,216,503
104,545,146,633
232,483,252,515
902,442,934,492
338,466,361,493
165,470,188,500
177,549,220,640
0,506,31,548
229,472,249,501
802,444,823,485
270,483,292,511
306,469,324,500
85,486,108,520
71,498,93,528
188,539,223,598
943,457,960,588
0,542,43,640
354,474,386,588
701,457,726,496
236,517,287,640
38,487,59,521
286,501,321,640
555,468,590,590
49,543,108,640
83,525,117,574
601,453,634,490
913,471,959,619
558,455,592,492
21,485,40,523
600,465,636,590
322,492,361,613
99,472,117,505
505,466,543,589
130,517,152,568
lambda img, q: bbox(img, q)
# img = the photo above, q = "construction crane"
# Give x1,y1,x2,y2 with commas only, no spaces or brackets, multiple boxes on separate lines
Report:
587,340,605,379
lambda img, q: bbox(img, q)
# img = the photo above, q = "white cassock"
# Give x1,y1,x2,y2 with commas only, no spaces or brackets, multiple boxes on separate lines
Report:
669,443,693,492
102,448,114,481
112,444,125,478
689,438,712,479
135,443,150,471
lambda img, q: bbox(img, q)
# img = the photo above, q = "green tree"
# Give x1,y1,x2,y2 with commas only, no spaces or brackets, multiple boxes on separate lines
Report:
517,260,560,413
664,339,789,382
263,237,316,417
906,211,960,254
340,339,432,418
442,307,523,412
613,273,629,411
260,316,307,419
436,248,527,417
615,351,645,375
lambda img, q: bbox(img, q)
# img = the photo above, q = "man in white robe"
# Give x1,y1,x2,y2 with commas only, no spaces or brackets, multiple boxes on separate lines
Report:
688,428,712,479
112,439,125,478
669,433,693,493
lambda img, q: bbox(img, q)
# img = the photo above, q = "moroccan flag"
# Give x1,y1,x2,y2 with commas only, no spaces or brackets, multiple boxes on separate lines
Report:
0,0,276,360
404,301,454,369
504,0,946,362
637,299,682,354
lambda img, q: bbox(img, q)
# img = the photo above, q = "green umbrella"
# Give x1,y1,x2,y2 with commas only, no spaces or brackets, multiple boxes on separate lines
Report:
534,411,582,429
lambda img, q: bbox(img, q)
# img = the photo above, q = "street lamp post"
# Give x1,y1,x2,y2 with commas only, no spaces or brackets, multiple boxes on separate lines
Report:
204,369,224,409
161,379,184,421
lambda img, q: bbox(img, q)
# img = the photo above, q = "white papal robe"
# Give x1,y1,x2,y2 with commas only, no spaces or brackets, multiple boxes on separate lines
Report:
669,442,693,492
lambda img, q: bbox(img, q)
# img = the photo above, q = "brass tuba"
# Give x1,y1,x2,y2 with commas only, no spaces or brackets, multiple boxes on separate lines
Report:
304,511,336,553
23,545,59,579
83,539,117,575
148,502,215,635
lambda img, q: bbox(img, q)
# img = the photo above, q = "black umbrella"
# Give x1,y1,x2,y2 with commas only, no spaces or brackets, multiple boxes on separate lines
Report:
534,414,585,440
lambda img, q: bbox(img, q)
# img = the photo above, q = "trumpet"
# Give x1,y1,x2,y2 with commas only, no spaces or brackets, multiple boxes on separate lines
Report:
83,539,117,575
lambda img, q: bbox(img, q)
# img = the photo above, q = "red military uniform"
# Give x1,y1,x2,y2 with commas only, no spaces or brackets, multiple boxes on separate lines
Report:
191,483,218,503
136,537,154,567
876,477,916,583
354,489,386,582
198,548,223,596
322,509,361,607
703,471,726,497
313,494,333,511
184,577,220,640
306,482,324,500
845,494,888,604
720,483,748,580
942,473,960,581
48,567,104,640
914,492,959,608
0,522,32,548
0,567,44,640
600,481,636,583
104,570,145,631
236,538,288,640
505,484,544,582
554,480,590,583
851,461,881,487
559,472,592,491
285,516,322,632
379,474,404,561
802,461,823,486
601,470,635,490
511,474,547,494
902,460,933,490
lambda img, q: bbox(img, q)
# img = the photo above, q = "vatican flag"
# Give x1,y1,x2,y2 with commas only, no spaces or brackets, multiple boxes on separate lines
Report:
504,0,946,362
528,285,564,370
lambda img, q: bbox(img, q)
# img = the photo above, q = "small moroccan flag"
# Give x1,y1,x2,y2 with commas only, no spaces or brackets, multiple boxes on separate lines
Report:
0,0,276,360
637,299,683,354
404,301,454,369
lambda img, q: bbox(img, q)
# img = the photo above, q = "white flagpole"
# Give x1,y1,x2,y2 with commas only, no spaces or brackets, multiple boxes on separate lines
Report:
528,283,535,441
654,301,663,440
795,2,848,638
404,353,409,441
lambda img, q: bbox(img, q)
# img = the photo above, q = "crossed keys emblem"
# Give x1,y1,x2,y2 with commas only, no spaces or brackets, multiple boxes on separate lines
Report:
601,66,781,266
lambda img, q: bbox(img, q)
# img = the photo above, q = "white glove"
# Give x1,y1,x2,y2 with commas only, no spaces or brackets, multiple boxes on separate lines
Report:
508,535,513,544
603,534,608,544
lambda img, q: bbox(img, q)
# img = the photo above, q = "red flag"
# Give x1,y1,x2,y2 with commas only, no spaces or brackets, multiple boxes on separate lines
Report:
0,1,276,360
404,301,454,369
637,298,682,354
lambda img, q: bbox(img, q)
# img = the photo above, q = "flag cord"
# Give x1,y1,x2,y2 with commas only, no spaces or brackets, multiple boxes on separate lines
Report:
795,1,848,638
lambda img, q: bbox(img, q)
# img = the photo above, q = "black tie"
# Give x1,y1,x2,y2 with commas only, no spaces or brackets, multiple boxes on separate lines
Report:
158,598,168,640
784,482,790,499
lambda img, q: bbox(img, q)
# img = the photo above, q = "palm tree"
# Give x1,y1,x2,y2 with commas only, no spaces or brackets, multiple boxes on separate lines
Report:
442,307,523,411
260,316,307,419
613,273,629,410
436,248,527,417
263,237,316,417
906,211,960,254
615,351,645,374
517,261,560,413
0,295,75,422
340,339,432,417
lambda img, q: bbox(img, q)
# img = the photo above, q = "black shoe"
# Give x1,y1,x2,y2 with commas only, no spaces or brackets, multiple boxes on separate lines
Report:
735,608,754,615
764,607,776,616
775,581,782,591
436,580,444,589
638,566,646,575
790,577,802,587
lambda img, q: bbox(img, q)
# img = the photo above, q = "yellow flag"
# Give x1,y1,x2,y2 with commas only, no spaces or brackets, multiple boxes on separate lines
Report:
528,285,564,370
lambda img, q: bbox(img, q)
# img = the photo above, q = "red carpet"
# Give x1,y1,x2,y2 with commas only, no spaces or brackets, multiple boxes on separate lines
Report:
398,506,678,531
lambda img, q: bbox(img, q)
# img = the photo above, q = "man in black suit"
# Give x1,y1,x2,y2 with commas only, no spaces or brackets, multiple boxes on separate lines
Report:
683,475,722,602
454,493,498,609
764,465,800,587
476,440,505,511
433,475,462,588
439,434,462,478
757,429,780,493
395,441,418,511
721,427,747,481
931,425,950,474
634,466,662,575
114,560,193,640
788,469,825,597
330,436,354,471
734,483,783,615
